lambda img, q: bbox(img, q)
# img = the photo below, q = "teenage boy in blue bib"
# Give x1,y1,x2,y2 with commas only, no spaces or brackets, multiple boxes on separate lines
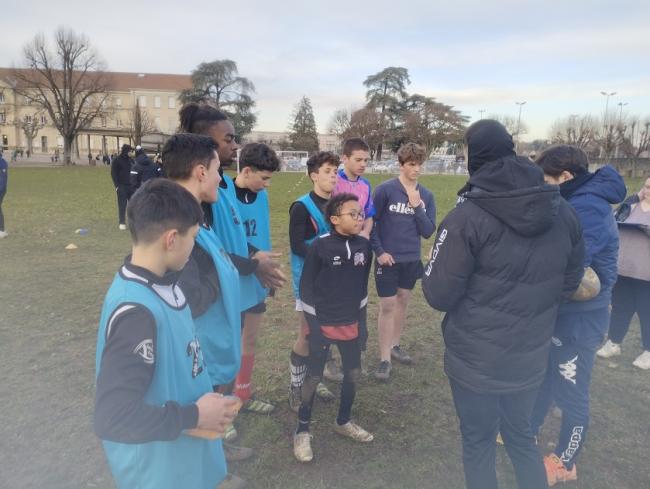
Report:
288,151,340,411
370,142,436,380
94,178,241,489
232,143,281,412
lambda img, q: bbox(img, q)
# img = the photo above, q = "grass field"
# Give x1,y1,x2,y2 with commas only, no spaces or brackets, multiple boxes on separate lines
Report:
0,167,648,489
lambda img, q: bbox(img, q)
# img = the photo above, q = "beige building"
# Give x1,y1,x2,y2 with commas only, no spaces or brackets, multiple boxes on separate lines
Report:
0,68,191,156
0,67,341,158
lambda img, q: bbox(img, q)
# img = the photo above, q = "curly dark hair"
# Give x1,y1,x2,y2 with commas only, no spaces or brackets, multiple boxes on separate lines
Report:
306,151,340,177
239,143,280,172
325,192,359,223
178,102,228,135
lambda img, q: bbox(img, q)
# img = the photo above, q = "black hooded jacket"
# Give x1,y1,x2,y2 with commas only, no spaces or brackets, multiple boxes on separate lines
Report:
130,152,160,189
422,156,585,394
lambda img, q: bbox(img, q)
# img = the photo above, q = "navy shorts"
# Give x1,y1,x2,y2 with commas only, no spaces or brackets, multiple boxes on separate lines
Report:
374,260,423,297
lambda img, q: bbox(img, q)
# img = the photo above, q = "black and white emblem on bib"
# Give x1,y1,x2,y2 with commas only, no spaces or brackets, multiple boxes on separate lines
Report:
133,339,154,364
187,339,203,378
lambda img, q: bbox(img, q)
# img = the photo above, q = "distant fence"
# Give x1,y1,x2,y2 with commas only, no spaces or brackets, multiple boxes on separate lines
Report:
591,158,650,178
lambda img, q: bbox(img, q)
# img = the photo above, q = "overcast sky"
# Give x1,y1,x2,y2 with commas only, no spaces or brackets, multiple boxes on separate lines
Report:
3,0,650,140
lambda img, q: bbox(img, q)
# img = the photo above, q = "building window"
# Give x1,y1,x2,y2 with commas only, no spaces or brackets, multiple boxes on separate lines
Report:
0,92,4,103
115,97,122,107
139,95,147,107
0,112,5,123
154,96,161,108
40,115,47,125
117,119,122,128
168,97,175,109
25,114,32,123
154,117,161,130
101,117,107,128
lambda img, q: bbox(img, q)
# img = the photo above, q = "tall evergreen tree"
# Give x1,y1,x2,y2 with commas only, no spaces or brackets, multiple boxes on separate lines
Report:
363,67,410,160
180,59,257,138
288,96,319,153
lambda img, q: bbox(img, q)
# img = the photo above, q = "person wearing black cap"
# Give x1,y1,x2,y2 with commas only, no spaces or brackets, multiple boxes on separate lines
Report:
421,120,585,489
111,144,135,230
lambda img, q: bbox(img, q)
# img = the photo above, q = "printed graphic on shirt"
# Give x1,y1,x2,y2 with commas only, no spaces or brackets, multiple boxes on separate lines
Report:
333,255,342,266
186,339,203,378
354,251,366,266
559,355,578,385
425,228,448,276
230,205,241,225
560,426,584,463
243,218,257,237
389,202,418,215
133,339,154,364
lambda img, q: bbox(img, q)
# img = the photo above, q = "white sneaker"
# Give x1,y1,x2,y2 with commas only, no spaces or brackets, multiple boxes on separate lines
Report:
293,432,313,462
596,340,621,358
0,230,7,239
632,351,650,370
118,224,127,230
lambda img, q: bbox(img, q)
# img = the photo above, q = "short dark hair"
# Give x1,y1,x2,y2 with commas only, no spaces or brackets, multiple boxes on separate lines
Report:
120,144,133,155
342,138,370,156
325,192,359,223
162,133,218,180
535,144,589,177
178,102,228,135
239,143,280,172
397,142,426,165
127,179,202,244
306,151,340,177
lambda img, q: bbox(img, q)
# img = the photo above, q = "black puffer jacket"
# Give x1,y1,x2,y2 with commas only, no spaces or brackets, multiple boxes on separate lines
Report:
422,156,585,394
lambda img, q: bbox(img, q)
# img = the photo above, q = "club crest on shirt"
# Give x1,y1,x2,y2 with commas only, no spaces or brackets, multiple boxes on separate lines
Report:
133,339,154,364
354,252,366,266
186,339,204,378
230,205,240,225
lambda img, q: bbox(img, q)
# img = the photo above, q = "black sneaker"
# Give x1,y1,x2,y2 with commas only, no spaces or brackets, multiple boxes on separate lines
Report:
374,360,392,381
391,345,413,365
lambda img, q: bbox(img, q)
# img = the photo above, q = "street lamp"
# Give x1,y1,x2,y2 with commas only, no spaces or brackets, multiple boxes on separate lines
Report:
600,91,616,126
617,102,628,123
479,109,485,120
515,101,526,145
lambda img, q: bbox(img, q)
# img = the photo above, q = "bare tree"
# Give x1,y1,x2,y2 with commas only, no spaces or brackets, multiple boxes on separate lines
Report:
128,99,157,146
16,111,45,154
340,107,383,159
328,109,351,137
11,28,112,164
488,114,528,138
549,114,598,149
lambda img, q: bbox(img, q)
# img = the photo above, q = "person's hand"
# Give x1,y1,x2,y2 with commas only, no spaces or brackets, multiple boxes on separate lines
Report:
195,393,240,433
253,251,286,289
406,187,422,208
377,253,395,266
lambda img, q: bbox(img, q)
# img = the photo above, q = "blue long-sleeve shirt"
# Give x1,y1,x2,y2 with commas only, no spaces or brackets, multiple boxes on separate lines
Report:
0,156,7,193
370,177,436,262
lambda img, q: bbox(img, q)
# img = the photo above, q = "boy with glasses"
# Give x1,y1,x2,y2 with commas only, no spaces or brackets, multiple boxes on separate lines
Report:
293,193,373,462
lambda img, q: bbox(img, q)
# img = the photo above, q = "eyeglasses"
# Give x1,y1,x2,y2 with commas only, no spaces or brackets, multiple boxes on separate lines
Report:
338,211,365,220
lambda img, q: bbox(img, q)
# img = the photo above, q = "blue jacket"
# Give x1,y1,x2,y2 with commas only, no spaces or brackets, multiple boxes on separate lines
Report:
559,165,626,313
0,155,7,193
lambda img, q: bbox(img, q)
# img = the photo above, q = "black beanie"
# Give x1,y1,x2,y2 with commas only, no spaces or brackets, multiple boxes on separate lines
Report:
465,119,515,175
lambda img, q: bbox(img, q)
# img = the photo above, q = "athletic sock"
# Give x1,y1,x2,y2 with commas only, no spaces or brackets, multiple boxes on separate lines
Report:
290,351,308,388
234,353,255,403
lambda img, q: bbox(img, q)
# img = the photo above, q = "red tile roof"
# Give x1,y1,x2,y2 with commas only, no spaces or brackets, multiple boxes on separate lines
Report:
0,68,192,92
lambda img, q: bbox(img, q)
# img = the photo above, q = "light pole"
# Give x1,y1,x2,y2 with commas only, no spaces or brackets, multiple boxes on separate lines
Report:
515,101,526,148
600,91,616,127
479,109,485,120
617,102,628,124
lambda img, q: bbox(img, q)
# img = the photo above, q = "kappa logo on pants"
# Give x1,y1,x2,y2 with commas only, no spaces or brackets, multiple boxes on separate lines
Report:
559,355,578,385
